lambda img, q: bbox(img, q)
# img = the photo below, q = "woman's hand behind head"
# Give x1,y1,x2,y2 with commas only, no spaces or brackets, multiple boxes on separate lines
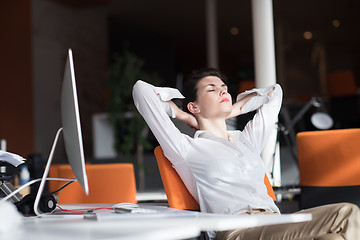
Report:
184,113,199,130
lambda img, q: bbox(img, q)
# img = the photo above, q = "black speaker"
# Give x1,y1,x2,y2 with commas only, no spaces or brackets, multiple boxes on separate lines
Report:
15,193,57,215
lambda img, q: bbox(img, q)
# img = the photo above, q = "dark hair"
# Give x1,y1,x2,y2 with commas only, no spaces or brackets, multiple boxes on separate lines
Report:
183,68,227,109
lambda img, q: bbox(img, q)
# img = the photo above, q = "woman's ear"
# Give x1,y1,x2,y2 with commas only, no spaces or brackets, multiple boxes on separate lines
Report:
187,102,199,114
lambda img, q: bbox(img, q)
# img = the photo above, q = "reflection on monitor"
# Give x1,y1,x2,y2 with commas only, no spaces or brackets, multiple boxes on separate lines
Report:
33,49,89,215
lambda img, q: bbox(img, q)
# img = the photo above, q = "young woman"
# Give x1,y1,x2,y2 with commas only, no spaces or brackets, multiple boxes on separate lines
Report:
132,68,359,240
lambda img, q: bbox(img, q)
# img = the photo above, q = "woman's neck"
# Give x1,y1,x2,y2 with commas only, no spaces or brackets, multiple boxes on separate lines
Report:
198,118,229,139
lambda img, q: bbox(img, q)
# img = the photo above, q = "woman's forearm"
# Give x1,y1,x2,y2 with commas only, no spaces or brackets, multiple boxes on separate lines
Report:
227,92,257,119
167,101,199,129
167,100,185,120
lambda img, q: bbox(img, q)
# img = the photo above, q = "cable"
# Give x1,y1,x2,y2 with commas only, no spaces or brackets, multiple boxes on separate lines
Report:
50,180,75,195
0,177,77,202
54,205,112,214
50,180,75,206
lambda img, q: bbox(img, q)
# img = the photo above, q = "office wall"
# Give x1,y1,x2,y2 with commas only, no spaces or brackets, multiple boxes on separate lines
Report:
32,0,108,161
0,1,34,157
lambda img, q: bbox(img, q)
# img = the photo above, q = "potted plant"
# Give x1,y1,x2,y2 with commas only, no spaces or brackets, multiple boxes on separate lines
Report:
106,50,161,191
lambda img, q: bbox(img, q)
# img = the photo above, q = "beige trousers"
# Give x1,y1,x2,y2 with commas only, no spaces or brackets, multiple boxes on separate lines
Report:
216,203,360,240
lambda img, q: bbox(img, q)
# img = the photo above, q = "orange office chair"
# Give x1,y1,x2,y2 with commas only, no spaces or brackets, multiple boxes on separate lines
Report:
49,163,137,204
154,146,200,210
297,129,360,209
154,146,276,211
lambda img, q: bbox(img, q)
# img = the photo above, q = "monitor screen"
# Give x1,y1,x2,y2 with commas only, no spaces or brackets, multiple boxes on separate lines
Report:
60,49,89,195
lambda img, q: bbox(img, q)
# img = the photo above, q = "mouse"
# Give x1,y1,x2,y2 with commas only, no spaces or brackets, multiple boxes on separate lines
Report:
112,202,139,213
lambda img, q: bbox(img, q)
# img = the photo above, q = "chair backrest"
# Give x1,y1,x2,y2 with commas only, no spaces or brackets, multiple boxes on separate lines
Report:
264,172,277,201
154,146,200,210
49,163,137,204
154,146,276,210
297,129,360,208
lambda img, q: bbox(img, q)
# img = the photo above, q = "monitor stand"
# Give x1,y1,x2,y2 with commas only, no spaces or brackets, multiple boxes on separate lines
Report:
0,128,75,216
33,128,63,216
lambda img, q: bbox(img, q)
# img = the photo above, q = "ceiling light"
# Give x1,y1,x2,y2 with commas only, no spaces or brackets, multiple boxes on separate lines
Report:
303,31,312,40
230,27,239,36
332,19,340,28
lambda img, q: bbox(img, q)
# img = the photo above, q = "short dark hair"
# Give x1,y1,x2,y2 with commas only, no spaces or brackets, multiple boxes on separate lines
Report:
183,68,228,106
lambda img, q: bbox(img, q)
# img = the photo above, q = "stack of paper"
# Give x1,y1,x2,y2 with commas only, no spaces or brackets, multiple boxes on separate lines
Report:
0,151,25,167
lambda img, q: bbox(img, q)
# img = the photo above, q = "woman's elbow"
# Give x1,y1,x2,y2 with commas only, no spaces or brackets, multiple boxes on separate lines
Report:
132,80,147,99
133,80,145,93
271,84,283,98
275,84,283,97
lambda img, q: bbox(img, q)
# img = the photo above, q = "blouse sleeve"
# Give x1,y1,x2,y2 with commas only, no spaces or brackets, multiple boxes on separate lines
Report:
132,80,198,200
132,80,192,160
240,84,283,154
236,85,275,114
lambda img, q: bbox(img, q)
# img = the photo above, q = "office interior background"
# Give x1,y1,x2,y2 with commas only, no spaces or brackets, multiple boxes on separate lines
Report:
1,0,360,195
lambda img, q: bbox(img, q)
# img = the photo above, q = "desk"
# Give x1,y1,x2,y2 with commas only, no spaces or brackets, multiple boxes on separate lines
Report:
2,204,311,240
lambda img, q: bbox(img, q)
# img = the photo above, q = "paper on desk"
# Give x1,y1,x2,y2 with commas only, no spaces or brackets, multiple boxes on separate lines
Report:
0,201,22,235
0,150,26,167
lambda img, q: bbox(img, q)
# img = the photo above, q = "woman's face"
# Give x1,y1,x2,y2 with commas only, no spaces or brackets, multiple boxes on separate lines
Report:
193,76,232,119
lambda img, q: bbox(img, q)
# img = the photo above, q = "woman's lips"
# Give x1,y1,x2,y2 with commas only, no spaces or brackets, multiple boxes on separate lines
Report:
221,98,230,103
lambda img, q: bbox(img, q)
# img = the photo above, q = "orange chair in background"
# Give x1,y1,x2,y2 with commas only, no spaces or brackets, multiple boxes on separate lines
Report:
49,163,137,204
154,146,276,211
297,129,360,209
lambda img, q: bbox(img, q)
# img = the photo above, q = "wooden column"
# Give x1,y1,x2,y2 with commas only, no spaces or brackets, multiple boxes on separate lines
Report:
0,1,34,156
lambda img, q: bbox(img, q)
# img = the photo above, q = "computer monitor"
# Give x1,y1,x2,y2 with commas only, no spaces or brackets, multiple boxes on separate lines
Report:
61,49,89,195
33,49,89,215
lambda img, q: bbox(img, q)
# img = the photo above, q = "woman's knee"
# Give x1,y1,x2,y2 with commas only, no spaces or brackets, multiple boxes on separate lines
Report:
336,203,360,216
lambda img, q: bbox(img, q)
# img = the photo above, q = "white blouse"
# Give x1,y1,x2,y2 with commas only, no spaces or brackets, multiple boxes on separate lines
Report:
132,80,282,218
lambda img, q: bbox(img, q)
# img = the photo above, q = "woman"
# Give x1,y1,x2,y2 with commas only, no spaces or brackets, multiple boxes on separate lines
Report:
132,68,359,240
